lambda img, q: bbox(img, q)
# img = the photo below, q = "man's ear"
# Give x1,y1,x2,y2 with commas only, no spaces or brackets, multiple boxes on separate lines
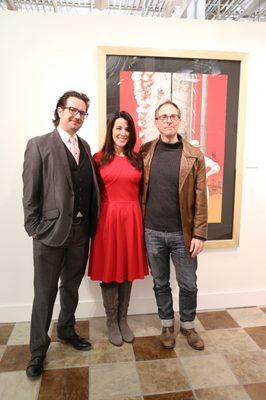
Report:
57,107,63,118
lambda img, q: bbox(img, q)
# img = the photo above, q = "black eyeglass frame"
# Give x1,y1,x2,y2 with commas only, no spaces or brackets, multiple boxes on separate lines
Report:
63,106,88,118
156,114,181,122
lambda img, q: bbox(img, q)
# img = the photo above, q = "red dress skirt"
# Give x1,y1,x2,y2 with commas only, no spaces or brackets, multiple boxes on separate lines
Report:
88,153,148,283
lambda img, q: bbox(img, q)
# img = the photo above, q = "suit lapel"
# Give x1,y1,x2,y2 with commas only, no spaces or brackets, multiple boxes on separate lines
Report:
52,130,73,190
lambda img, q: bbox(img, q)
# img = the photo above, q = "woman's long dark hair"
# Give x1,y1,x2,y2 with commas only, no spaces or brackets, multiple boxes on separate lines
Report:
99,111,141,170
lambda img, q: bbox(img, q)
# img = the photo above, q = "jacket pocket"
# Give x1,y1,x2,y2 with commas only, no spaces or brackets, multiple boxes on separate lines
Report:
42,209,59,220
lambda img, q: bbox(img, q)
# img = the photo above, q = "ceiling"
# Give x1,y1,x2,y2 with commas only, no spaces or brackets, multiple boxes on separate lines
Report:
1,0,266,21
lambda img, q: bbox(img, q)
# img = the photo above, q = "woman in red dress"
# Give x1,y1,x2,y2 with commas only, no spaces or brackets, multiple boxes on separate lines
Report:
88,111,148,346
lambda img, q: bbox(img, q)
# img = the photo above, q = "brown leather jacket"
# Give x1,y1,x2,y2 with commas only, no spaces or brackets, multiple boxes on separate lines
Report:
140,137,208,253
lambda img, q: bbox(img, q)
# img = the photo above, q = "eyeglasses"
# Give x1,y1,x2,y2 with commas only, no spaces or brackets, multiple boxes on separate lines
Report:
64,107,88,119
156,114,180,122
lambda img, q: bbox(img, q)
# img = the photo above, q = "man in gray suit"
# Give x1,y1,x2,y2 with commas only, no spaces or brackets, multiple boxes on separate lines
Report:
23,91,100,379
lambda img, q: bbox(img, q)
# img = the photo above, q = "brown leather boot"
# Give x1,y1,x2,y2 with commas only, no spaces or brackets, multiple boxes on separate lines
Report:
180,327,204,350
159,326,175,349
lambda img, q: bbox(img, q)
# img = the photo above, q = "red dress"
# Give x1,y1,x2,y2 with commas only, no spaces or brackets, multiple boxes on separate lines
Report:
88,153,148,283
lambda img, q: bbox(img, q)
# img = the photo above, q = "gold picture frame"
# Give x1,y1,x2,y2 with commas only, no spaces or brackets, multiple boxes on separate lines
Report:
98,46,248,248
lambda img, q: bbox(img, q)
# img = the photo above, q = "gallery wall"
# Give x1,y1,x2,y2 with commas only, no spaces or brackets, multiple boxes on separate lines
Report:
0,12,265,322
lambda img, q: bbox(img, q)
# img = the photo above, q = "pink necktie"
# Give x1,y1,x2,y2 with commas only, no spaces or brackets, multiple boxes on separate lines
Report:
69,136,80,165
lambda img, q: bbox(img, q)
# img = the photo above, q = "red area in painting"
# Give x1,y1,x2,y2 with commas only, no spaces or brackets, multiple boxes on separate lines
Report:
120,71,141,151
205,75,227,180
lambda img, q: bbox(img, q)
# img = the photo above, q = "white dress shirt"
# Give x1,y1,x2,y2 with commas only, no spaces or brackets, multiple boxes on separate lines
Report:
57,127,82,217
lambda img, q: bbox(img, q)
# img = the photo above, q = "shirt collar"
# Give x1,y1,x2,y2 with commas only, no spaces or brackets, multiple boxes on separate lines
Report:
57,127,78,145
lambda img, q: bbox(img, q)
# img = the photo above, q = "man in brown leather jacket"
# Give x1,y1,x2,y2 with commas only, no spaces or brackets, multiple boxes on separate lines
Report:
141,100,208,350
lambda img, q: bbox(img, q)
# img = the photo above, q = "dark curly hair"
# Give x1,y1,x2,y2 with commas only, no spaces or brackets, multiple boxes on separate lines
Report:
53,90,90,127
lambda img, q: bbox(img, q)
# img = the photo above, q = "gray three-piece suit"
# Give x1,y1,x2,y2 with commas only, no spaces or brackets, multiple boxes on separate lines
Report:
23,129,100,357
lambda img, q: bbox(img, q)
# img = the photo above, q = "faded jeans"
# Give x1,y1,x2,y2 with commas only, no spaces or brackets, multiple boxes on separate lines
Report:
145,228,198,329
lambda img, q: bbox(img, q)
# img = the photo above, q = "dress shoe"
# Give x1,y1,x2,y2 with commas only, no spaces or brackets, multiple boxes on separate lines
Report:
180,327,204,350
26,356,44,379
58,333,92,351
159,326,175,349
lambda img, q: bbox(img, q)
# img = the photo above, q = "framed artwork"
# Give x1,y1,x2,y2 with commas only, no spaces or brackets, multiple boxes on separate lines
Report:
98,47,248,248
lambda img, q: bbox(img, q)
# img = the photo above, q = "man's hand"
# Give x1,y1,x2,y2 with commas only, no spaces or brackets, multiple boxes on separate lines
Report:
189,238,204,258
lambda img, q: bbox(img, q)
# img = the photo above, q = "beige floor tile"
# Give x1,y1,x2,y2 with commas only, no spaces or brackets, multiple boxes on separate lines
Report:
227,308,266,328
175,332,211,357
89,316,107,342
7,322,31,345
128,314,162,337
45,342,91,370
90,362,141,400
193,316,206,332
182,354,238,389
205,328,260,354
0,346,5,361
116,398,142,400
115,398,142,400
137,358,189,394
195,385,250,400
88,339,135,364
0,371,41,400
225,351,266,384
6,321,53,346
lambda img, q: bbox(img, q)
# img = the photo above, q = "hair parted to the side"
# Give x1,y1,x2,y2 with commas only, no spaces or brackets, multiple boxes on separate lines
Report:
53,90,90,127
154,100,181,119
99,111,141,171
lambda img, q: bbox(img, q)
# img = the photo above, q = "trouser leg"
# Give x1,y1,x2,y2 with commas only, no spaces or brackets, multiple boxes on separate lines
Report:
170,231,198,329
30,239,65,357
145,229,174,326
57,223,90,338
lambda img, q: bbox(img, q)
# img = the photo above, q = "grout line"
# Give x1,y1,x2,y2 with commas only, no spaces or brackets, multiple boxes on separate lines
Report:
88,363,91,400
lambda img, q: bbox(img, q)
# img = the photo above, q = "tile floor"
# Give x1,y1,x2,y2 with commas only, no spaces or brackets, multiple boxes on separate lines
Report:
0,307,266,400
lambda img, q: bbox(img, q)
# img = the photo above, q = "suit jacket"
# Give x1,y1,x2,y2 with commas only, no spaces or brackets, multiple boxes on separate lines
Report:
23,129,100,247
140,137,208,253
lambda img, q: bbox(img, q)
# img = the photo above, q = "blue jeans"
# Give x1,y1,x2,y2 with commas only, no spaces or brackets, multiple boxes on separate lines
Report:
145,228,198,329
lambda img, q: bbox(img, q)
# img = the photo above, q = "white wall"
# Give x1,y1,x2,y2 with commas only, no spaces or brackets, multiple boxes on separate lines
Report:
0,12,266,323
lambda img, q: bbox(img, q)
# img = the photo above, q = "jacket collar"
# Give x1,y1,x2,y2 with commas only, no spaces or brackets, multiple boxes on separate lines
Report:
52,129,73,190
147,134,199,159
